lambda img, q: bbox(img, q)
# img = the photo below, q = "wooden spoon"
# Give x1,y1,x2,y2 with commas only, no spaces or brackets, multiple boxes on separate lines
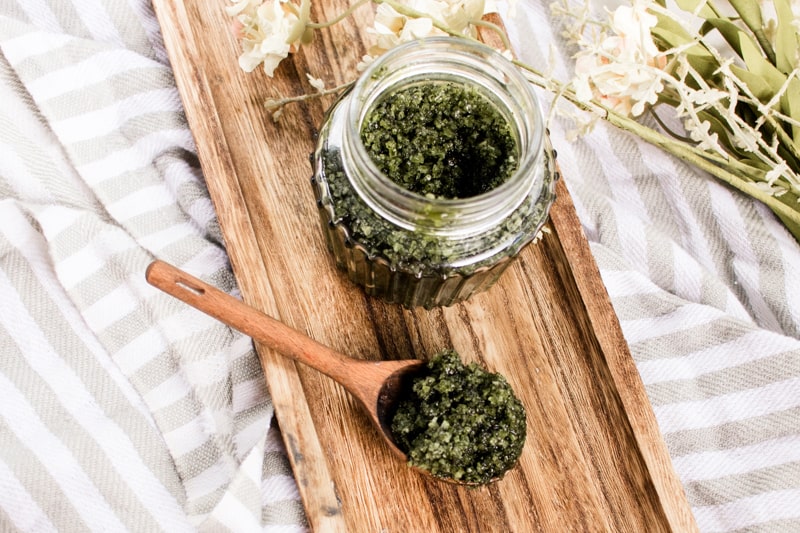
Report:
145,259,423,463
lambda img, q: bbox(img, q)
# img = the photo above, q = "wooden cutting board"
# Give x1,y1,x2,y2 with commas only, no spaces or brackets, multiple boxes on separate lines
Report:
152,1,698,531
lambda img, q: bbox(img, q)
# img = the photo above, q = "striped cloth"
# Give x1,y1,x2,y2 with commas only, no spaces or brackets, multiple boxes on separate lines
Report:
505,1,800,531
0,1,304,532
1,1,799,532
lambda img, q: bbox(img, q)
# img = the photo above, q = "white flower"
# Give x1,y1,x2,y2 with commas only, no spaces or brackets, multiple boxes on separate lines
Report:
443,0,487,35
306,73,326,92
228,0,304,76
572,1,666,117
368,1,442,56
367,0,499,57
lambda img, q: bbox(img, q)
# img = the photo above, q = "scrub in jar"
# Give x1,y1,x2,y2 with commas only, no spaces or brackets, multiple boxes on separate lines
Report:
390,350,526,485
361,81,517,199
311,38,557,308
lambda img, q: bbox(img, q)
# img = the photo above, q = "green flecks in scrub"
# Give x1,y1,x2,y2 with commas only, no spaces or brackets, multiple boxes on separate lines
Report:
321,149,543,274
317,79,551,276
390,350,526,485
360,82,517,198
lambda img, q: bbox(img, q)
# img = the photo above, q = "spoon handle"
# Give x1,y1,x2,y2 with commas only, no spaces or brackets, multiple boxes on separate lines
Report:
145,260,355,382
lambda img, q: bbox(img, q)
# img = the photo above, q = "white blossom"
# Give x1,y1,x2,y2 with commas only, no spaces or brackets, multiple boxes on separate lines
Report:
228,0,305,76
306,73,326,92
572,1,666,117
370,1,440,52
366,0,500,58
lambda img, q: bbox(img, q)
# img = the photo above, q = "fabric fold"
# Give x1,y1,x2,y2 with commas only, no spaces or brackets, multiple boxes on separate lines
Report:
0,6,303,531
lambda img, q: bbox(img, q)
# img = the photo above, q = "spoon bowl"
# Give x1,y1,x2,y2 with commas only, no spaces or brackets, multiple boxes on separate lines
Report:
145,260,425,462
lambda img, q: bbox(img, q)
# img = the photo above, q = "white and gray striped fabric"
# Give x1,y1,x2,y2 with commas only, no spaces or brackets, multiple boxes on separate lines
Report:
0,1,304,531
1,0,799,531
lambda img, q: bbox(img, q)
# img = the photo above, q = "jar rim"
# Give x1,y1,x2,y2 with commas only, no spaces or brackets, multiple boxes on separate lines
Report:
345,37,545,235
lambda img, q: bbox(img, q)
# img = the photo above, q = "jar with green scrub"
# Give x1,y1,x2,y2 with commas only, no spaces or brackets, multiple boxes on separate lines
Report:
311,37,557,309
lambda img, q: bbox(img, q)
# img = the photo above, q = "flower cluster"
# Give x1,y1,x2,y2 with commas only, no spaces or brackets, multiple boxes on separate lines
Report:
227,0,508,75
556,0,800,239
227,0,310,76
365,0,500,61
571,2,666,117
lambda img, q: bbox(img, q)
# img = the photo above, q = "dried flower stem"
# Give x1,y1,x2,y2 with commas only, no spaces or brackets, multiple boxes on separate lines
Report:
265,81,354,109
307,0,371,29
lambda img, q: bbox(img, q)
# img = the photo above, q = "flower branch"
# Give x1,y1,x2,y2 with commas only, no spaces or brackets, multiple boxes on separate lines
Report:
226,0,800,242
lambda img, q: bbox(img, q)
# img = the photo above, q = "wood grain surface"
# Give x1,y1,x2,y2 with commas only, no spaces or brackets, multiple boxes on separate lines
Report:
151,1,698,531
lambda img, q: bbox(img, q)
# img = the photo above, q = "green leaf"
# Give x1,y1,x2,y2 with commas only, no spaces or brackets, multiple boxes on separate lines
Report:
740,33,787,89
651,12,694,46
673,0,715,18
731,64,777,102
702,18,746,57
650,13,719,79
774,0,799,74
728,0,777,64
652,19,719,80
694,109,771,165
780,77,800,146
685,52,723,81
729,0,763,28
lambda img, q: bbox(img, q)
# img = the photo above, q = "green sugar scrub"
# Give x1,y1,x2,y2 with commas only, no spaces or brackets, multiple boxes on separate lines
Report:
390,350,526,484
319,151,548,274
360,82,518,198
310,38,557,308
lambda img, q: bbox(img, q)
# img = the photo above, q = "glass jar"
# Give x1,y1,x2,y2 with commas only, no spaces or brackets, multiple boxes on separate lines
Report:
311,37,557,309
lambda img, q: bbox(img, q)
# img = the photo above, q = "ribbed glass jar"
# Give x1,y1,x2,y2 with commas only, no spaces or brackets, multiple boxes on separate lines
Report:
311,37,557,309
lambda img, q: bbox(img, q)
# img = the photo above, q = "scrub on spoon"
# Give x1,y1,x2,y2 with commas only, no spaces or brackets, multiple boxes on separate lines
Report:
145,260,526,485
